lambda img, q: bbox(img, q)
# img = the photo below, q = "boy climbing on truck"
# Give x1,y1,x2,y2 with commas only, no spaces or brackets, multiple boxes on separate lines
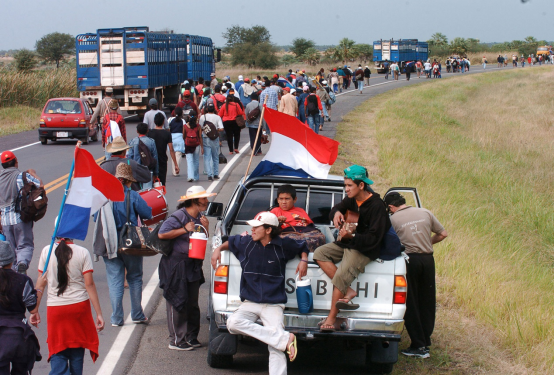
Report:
313,165,391,332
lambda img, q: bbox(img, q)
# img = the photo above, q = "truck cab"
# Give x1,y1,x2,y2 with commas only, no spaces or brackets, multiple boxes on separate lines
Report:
207,175,422,374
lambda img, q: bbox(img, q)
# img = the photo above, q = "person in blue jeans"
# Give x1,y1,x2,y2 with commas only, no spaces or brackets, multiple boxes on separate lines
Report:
184,111,203,182
304,87,323,134
105,163,152,326
297,86,310,124
199,104,224,181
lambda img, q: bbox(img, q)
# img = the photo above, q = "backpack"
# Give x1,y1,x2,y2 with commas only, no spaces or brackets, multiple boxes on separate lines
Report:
306,95,319,116
379,226,402,261
138,138,157,170
211,95,225,111
184,125,200,147
17,172,48,223
201,115,219,140
247,105,261,122
327,90,336,105
181,101,194,118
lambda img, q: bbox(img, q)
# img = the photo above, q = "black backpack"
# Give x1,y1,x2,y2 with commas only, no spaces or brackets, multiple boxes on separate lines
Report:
306,95,319,116
138,138,157,170
201,115,219,140
17,172,48,223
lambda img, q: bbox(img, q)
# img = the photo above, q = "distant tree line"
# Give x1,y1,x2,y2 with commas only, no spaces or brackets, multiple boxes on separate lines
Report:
7,32,74,72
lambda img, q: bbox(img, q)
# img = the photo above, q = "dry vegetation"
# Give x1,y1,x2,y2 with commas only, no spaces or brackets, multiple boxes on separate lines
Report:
332,66,554,374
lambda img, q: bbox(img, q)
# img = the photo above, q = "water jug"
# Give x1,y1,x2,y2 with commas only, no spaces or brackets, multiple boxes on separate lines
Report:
188,225,208,260
0,232,5,242
296,275,313,314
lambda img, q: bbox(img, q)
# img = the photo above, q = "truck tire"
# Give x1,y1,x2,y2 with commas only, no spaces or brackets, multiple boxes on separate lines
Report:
207,303,235,369
207,348,233,369
40,137,47,145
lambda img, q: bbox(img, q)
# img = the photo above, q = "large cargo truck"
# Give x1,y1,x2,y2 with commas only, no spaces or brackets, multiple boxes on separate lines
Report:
76,26,218,117
373,39,428,73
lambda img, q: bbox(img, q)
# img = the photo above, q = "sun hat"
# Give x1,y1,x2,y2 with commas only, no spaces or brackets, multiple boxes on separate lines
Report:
178,186,216,202
1,151,16,163
344,165,374,185
109,99,119,110
115,163,136,182
106,136,131,153
247,212,279,227
0,241,14,267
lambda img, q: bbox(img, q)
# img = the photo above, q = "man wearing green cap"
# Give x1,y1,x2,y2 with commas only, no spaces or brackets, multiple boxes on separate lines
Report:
313,165,391,332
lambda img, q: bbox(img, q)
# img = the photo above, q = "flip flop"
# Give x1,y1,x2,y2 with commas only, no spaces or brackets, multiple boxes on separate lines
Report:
335,299,360,310
286,335,297,362
319,323,336,332
317,317,327,327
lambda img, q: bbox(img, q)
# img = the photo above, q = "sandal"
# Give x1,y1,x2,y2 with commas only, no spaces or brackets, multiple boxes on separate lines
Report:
335,298,360,310
286,335,297,362
319,125,323,131
319,322,336,332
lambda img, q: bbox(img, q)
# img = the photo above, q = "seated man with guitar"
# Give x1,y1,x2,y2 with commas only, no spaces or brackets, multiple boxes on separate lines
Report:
313,165,391,332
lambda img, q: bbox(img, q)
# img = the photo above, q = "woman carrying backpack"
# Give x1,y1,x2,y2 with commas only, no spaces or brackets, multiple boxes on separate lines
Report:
168,107,185,177
218,90,245,155
304,87,323,134
183,111,203,182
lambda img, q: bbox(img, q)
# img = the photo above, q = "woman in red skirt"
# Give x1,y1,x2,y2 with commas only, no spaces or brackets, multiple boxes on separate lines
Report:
34,238,104,375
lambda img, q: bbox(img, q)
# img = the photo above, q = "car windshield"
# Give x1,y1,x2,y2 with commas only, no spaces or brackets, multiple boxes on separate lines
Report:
45,100,81,114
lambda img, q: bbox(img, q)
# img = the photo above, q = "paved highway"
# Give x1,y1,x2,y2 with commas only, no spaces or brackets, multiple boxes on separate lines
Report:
0,63,534,375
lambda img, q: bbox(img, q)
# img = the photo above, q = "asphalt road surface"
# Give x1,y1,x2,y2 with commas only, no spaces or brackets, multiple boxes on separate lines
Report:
0,63,540,375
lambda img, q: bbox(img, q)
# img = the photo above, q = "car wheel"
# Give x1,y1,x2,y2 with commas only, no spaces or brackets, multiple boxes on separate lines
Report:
40,137,47,145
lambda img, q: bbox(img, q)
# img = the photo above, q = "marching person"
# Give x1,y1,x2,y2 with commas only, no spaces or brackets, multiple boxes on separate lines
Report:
355,65,365,94
158,186,215,351
148,113,179,186
102,99,126,159
385,192,447,359
278,87,298,117
90,87,120,126
199,104,224,181
101,137,151,191
313,165,390,332
183,111,203,183
126,122,159,187
211,212,308,374
144,98,168,130
218,92,245,155
0,151,43,275
0,240,41,373
316,82,331,123
364,66,371,86
304,87,323,134
245,92,264,156
168,107,185,177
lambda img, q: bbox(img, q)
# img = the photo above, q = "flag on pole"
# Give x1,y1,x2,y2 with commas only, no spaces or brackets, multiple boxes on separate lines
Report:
56,148,124,240
248,107,339,180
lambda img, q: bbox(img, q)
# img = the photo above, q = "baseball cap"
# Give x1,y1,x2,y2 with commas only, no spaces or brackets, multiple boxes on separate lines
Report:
244,77,250,82
302,85,309,92
247,212,279,227
149,98,157,106
105,87,113,93
224,75,230,81
283,87,290,92
344,165,374,185
1,151,16,163
210,72,216,77
290,88,296,94
238,75,244,80
183,90,191,97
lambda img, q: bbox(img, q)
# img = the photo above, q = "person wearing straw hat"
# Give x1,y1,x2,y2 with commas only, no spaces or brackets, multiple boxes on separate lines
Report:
158,186,214,351
101,136,151,191
101,99,126,159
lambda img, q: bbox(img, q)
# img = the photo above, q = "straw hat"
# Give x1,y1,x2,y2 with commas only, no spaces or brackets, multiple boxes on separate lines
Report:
106,136,130,153
115,163,136,182
178,186,216,202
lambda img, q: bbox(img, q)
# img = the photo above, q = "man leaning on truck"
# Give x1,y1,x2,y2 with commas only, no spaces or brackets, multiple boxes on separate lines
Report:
313,165,390,332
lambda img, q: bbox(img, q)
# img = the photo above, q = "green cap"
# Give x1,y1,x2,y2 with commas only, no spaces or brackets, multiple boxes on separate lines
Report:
344,165,374,185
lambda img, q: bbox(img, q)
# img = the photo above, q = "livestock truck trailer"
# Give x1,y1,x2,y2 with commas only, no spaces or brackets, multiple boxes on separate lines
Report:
76,26,219,118
373,39,429,73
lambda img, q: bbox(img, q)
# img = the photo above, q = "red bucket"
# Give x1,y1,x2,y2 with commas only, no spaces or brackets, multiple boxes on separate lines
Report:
188,225,208,260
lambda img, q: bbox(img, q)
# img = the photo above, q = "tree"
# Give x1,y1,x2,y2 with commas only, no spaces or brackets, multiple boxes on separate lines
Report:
450,37,469,56
354,44,373,63
302,47,320,66
13,49,37,72
35,32,74,69
327,38,357,63
428,32,448,48
290,38,315,59
222,25,278,68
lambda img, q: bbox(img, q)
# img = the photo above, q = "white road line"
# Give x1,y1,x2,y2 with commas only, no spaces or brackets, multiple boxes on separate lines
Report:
10,142,41,152
206,143,250,193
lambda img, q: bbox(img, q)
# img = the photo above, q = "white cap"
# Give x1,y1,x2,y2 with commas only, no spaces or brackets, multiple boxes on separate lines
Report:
290,88,296,94
247,212,279,227
238,75,244,80
302,82,308,87
321,80,327,85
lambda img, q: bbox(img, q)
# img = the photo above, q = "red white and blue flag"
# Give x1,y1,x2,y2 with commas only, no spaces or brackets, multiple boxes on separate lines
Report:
56,148,124,240
248,107,339,180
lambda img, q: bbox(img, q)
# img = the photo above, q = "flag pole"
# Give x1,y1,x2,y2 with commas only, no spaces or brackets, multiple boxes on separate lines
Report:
243,97,268,182
42,141,81,273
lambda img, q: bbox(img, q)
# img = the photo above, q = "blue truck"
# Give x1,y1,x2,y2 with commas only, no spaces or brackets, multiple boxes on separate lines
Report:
76,26,219,117
373,39,429,73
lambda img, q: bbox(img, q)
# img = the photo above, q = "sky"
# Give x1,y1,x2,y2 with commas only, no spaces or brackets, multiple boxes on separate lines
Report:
1,0,553,51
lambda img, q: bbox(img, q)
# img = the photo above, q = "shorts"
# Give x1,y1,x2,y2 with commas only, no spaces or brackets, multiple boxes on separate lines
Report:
313,242,371,295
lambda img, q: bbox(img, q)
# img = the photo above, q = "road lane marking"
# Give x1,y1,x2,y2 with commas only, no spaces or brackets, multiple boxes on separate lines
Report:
45,156,105,195
10,142,41,152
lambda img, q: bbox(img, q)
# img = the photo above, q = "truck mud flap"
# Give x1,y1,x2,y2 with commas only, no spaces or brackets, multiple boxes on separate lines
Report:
369,340,398,364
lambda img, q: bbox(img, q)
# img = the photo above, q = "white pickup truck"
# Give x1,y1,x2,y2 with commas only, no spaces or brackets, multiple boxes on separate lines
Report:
206,175,421,374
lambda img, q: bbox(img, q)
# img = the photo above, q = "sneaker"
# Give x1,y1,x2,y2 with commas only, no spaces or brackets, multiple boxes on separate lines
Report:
132,317,149,325
187,339,202,348
213,175,220,180
328,117,331,122
112,323,123,327
208,176,213,181
168,342,194,351
401,347,430,358
188,179,194,182
17,263,28,275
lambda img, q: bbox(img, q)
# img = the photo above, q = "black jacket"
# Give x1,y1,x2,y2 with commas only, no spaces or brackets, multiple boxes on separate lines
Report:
364,68,371,77
100,157,151,191
330,193,391,260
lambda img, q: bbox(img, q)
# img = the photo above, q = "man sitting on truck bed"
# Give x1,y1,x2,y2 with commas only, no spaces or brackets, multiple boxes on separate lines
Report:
313,165,390,332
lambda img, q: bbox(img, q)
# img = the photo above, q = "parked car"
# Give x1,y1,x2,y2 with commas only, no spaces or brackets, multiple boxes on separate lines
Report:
38,98,99,145
206,175,419,374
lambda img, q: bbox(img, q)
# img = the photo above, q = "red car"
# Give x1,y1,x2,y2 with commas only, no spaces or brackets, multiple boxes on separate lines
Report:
38,98,99,145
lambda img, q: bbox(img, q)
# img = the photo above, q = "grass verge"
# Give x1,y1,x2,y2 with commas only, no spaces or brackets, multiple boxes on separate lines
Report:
0,105,41,137
332,66,554,374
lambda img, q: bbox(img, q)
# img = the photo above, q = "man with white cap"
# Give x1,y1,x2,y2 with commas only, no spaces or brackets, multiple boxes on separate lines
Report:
234,75,244,91
211,212,309,373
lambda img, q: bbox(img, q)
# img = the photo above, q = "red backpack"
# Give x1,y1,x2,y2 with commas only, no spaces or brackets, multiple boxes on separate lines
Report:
184,125,200,147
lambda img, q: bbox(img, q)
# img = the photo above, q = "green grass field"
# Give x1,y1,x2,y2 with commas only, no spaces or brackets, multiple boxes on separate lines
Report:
332,66,554,374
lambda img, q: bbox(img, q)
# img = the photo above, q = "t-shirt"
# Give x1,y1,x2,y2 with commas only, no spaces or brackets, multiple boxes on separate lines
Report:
148,128,172,164
424,62,432,70
389,206,445,255
38,243,93,306
199,113,224,137
144,109,168,130
270,206,313,229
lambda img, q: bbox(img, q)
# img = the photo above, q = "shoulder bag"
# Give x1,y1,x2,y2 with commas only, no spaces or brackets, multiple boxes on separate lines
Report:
146,213,185,257
118,191,157,256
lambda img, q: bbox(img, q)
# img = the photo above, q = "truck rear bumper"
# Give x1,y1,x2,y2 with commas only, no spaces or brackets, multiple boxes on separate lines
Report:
214,311,403,341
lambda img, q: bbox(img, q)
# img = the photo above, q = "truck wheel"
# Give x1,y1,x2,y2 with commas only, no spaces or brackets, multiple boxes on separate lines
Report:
207,349,233,369
40,137,47,145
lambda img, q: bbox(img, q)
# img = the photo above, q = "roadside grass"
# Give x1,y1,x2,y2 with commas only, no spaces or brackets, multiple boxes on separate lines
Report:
0,105,41,136
332,66,554,373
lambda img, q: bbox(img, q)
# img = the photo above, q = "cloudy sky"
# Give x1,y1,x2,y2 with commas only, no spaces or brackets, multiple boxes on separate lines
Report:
1,0,552,50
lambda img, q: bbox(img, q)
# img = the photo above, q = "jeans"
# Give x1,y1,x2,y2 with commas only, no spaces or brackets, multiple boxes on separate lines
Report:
248,127,262,154
332,83,338,93
49,348,85,375
358,80,363,92
4,221,34,268
142,171,153,190
103,253,146,325
202,136,220,177
186,147,200,181
306,115,321,134
483,63,486,69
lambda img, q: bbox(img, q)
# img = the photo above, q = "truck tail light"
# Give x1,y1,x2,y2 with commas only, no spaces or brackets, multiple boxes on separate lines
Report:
39,119,45,128
214,265,228,294
393,275,407,304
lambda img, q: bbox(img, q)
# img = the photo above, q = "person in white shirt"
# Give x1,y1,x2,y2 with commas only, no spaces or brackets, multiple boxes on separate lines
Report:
423,61,432,78
198,103,224,180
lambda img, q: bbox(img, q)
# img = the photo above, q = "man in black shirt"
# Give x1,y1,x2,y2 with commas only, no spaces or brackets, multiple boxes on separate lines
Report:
147,113,178,186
